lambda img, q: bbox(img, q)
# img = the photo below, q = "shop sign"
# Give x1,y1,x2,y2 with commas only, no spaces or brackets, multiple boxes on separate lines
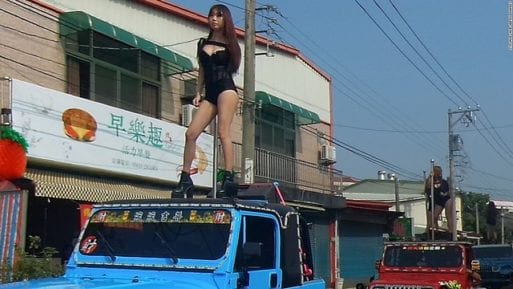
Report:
11,79,213,187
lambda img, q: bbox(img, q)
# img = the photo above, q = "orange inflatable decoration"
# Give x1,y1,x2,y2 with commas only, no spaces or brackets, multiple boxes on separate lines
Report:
0,127,28,180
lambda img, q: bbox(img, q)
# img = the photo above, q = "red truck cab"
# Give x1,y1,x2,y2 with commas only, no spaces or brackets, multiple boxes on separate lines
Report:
370,241,481,289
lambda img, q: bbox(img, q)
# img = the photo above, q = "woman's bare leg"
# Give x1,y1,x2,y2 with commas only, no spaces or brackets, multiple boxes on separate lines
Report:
182,101,217,173
426,205,443,233
216,90,239,172
433,205,444,229
444,198,455,233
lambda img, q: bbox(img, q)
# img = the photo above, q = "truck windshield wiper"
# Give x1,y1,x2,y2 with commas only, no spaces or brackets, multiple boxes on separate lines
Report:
154,230,179,264
95,229,117,262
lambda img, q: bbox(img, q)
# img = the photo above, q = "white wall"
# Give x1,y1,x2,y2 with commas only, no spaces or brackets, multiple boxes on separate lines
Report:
396,196,463,234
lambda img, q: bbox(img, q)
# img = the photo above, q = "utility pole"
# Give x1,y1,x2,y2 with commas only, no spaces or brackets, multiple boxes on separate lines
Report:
501,208,505,244
242,0,256,184
448,106,479,241
430,160,435,242
394,175,400,212
475,203,480,245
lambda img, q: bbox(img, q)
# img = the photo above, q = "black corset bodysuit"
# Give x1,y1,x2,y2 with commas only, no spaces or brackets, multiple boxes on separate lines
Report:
198,39,237,105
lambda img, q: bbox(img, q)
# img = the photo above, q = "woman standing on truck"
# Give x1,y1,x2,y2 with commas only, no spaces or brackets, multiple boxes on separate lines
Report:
424,166,454,234
173,4,241,198
486,201,499,243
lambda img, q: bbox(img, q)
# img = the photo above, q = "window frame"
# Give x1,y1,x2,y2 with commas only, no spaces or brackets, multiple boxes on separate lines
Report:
256,105,297,156
63,30,162,118
235,214,278,271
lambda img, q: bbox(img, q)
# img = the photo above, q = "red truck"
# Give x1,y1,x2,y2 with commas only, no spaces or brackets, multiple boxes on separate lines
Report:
370,241,482,289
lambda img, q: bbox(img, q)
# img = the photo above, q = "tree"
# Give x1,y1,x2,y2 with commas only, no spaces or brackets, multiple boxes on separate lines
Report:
460,192,489,236
1,235,64,284
460,191,513,243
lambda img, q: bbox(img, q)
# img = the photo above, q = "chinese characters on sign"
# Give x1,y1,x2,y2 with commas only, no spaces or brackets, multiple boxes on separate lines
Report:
108,114,165,170
90,209,232,224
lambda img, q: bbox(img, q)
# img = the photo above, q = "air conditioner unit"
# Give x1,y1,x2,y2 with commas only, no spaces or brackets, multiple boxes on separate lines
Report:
181,104,211,133
181,104,197,127
320,144,337,164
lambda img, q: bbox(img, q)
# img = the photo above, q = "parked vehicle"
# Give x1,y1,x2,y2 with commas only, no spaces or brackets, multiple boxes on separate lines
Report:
2,196,324,289
473,244,513,289
369,241,481,289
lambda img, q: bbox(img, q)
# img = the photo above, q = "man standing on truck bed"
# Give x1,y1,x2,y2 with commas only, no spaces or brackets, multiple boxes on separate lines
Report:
486,201,499,243
425,166,454,235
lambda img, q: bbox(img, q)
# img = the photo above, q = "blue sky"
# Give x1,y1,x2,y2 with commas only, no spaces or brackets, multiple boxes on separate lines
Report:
169,1,513,200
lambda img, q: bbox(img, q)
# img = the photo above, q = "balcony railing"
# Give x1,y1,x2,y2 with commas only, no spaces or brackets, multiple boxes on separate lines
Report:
255,147,343,193
219,143,342,194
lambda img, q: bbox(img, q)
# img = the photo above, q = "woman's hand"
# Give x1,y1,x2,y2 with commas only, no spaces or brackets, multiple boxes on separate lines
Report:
193,93,201,107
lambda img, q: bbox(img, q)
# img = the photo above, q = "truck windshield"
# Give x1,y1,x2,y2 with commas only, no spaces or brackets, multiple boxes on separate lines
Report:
473,246,513,258
78,208,231,260
383,245,463,268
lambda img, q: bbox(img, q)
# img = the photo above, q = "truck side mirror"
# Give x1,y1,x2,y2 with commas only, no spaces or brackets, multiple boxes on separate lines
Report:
471,259,480,271
375,259,381,270
243,242,263,268
237,242,264,287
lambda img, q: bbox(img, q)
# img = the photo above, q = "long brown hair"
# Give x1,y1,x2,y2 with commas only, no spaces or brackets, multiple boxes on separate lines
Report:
208,4,241,73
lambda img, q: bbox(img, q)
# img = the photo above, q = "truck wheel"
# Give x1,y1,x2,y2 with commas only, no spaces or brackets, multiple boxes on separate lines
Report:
356,283,366,289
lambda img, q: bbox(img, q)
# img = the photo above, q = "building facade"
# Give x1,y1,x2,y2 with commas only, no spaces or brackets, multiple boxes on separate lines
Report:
342,179,463,235
0,0,347,286
1,0,338,193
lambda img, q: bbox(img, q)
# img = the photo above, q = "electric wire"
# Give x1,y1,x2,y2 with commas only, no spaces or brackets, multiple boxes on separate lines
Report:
5,0,512,196
354,0,460,107
467,166,513,184
257,104,424,180
6,0,333,119
355,0,513,196
300,125,423,180
476,118,513,162
211,0,513,197
387,0,513,170
471,120,513,168
373,0,469,106
272,9,447,155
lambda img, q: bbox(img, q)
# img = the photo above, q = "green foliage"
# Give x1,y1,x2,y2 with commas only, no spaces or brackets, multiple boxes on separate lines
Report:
461,191,489,233
461,192,513,243
3,235,64,283
0,126,28,152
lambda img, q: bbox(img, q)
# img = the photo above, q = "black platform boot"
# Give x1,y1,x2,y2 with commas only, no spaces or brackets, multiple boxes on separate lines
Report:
172,171,194,198
222,170,238,198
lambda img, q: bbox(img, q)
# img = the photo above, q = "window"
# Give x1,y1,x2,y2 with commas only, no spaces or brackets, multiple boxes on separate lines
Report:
473,245,513,258
384,245,463,268
67,56,90,99
93,33,138,73
95,65,117,106
80,208,232,260
183,78,197,99
235,216,276,271
142,83,159,117
64,30,161,117
120,74,139,110
256,105,296,156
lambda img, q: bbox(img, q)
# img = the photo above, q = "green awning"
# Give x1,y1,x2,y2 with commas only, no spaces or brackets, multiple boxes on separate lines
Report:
255,91,321,125
59,11,193,73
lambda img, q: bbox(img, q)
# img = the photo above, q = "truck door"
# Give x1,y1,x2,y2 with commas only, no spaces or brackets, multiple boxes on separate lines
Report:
235,214,282,289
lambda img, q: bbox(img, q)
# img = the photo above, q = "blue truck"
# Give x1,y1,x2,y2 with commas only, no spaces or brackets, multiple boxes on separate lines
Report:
473,244,513,289
2,197,325,289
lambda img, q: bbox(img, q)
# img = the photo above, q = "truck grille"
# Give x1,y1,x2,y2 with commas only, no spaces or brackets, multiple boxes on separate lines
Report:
480,264,513,275
480,264,493,272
